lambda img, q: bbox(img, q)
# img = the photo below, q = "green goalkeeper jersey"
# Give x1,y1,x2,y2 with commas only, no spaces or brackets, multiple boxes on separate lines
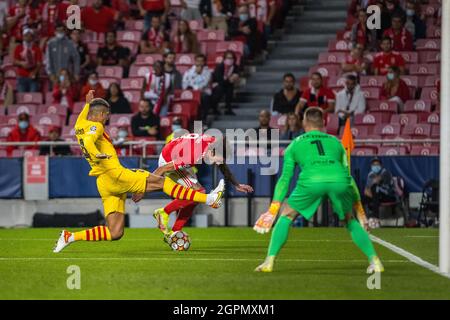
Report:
273,130,351,203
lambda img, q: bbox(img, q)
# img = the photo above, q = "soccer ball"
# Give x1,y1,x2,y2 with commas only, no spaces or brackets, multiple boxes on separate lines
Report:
168,231,191,251
368,218,381,229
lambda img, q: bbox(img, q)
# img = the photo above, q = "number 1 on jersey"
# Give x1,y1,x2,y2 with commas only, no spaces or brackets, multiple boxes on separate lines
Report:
311,140,325,156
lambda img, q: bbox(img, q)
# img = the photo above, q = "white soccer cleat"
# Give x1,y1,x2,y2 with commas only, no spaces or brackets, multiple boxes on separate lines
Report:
255,256,275,273
367,256,384,273
253,211,276,234
53,230,72,253
207,179,225,209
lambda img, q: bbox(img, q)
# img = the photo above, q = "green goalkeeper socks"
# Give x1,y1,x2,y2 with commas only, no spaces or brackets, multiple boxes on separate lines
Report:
346,219,377,261
267,216,293,257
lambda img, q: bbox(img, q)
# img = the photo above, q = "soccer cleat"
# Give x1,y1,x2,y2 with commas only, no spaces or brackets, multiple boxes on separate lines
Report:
367,256,384,273
153,208,170,234
207,179,225,209
253,212,276,234
164,230,174,244
255,256,275,273
53,230,72,253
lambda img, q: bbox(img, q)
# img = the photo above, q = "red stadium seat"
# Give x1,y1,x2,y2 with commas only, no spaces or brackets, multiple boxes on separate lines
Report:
327,76,346,90
410,145,439,156
62,126,76,138
420,87,439,102
8,104,37,116
31,114,62,127
159,116,173,138
426,25,441,39
135,54,163,66
117,31,142,43
378,146,408,156
5,116,18,126
131,137,157,156
123,90,142,110
270,114,287,130
390,114,418,126
351,126,371,139
175,54,196,66
401,76,419,88
170,101,199,120
99,77,118,89
188,19,204,31
0,125,14,138
124,20,144,31
118,41,139,56
424,76,440,87
197,30,225,42
0,106,5,116
216,41,244,55
416,39,441,51
360,87,379,100
409,64,440,76
129,64,151,78
81,30,104,42
12,149,39,158
318,52,347,65
335,29,352,41
97,66,123,79
404,100,432,113
431,125,440,138
173,89,201,103
399,51,418,64
87,42,100,55
120,78,145,90
3,66,17,79
419,112,440,124
360,76,385,88
373,124,401,137
72,102,85,115
16,92,43,105
402,124,431,137
68,114,78,127
109,114,133,127
326,113,339,135
327,40,350,52
309,64,340,78
368,100,397,113
426,51,441,63
354,113,386,126
0,149,6,157
38,104,67,117
352,147,378,156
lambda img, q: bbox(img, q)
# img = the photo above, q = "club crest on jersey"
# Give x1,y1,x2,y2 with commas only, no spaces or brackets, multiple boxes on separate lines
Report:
88,126,97,134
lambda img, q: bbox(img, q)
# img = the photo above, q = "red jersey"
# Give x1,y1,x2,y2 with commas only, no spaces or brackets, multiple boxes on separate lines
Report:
141,0,166,11
300,86,335,109
372,51,405,76
39,2,61,37
14,44,43,78
81,6,116,33
6,125,41,156
161,134,216,169
383,28,413,51
9,5,39,40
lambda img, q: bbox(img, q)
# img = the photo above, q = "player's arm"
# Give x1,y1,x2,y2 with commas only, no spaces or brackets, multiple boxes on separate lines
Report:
81,124,110,159
76,90,95,126
217,163,254,193
254,143,296,234
153,161,176,176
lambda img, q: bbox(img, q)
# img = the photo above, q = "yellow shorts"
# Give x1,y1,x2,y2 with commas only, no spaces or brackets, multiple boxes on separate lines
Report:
96,168,150,217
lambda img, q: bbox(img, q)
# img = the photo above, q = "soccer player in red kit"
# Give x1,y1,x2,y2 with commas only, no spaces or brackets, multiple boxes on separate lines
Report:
144,133,254,241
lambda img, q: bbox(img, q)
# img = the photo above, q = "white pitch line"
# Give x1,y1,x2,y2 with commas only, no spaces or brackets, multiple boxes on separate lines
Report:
0,257,409,263
405,236,439,238
0,238,352,242
370,235,450,280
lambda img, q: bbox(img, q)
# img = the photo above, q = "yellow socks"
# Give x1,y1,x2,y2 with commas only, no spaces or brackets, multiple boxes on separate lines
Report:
162,177,207,203
73,226,112,241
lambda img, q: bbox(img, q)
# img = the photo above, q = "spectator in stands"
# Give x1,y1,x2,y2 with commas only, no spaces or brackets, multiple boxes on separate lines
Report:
70,29,92,77
295,72,335,115
14,28,42,93
404,0,426,41
165,116,184,143
131,99,160,138
182,54,212,119
335,74,366,127
372,36,405,75
0,69,14,109
181,0,202,21
8,0,40,43
106,82,132,114
384,0,405,22
280,112,303,141
39,0,62,46
379,65,410,110
254,109,273,141
347,0,377,18
383,14,413,51
341,45,368,75
228,4,259,58
39,125,72,156
200,0,236,35
52,68,77,111
138,0,170,33
6,112,41,156
364,157,397,225
140,15,169,54
210,50,240,116
97,31,130,76
143,60,172,116
172,19,200,54
374,0,395,38
81,71,106,99
163,51,182,92
45,23,80,88
351,9,378,52
270,73,301,115
253,0,277,50
59,0,79,22
113,124,131,156
81,0,119,34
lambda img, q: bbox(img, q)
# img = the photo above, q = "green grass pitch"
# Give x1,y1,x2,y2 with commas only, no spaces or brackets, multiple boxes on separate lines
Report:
0,227,449,299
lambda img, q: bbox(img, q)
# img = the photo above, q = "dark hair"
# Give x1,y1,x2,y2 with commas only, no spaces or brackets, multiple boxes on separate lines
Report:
89,71,99,78
105,30,116,38
195,54,206,61
311,72,323,80
283,73,296,81
303,107,324,128
106,82,124,100
223,50,236,61
346,74,358,83
153,60,164,69
163,50,175,58
371,157,382,165
381,36,392,43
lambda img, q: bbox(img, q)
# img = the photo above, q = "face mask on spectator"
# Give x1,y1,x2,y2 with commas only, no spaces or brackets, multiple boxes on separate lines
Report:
59,75,65,83
89,79,98,86
118,130,128,139
387,73,395,81
239,14,249,22
172,124,182,131
224,58,234,66
406,9,415,16
56,32,65,39
19,121,29,130
371,165,382,174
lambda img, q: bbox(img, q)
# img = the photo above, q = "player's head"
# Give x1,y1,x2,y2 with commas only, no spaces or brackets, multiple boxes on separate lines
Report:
302,107,324,131
380,36,393,52
88,98,110,125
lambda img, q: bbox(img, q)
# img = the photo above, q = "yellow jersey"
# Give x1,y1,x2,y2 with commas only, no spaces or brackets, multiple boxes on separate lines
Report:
74,103,122,176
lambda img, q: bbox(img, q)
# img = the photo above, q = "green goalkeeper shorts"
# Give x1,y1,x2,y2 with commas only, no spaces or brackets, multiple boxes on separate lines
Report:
287,181,354,221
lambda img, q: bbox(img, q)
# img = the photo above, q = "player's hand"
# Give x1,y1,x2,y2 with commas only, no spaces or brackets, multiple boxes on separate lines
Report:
235,184,254,194
86,90,95,104
95,153,111,159
132,193,144,203
253,211,276,234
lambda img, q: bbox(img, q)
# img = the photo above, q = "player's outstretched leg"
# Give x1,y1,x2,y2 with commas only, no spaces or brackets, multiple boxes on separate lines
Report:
345,214,384,272
255,205,297,273
53,212,124,253
146,174,225,208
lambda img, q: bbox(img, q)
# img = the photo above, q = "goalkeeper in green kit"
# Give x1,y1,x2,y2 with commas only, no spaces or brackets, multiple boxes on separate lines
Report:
253,107,383,273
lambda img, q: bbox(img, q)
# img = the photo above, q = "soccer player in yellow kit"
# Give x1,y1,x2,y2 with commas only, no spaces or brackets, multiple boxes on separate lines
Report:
53,91,225,253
